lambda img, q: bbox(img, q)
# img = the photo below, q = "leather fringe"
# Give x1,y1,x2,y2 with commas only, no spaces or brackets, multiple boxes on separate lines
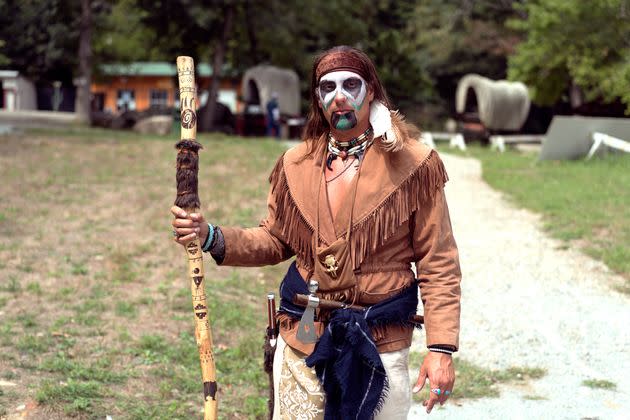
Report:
348,150,448,269
268,153,316,270
268,149,448,272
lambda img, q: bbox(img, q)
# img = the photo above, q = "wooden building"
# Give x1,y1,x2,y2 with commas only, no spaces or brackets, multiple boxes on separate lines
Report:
91,62,241,114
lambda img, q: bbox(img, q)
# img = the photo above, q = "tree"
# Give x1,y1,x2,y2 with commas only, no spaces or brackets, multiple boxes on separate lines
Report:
407,0,524,114
231,0,434,116
364,0,435,112
204,3,234,132
2,0,538,121
0,0,80,83
75,0,93,122
0,0,113,116
508,0,630,113
134,0,239,130
0,40,9,66
92,0,159,65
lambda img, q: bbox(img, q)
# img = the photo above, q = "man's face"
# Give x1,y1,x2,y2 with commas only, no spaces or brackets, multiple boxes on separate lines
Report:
317,71,371,131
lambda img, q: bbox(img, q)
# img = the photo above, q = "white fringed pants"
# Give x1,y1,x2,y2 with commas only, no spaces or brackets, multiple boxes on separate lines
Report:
272,335,411,420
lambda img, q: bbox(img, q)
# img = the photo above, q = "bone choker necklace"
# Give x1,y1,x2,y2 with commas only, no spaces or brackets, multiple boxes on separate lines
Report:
326,126,373,170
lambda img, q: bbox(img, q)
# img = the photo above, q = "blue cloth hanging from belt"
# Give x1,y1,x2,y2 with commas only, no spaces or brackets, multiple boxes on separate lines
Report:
278,261,420,420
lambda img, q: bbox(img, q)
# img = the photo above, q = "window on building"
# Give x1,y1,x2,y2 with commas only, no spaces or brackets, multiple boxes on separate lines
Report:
117,89,136,112
150,89,169,108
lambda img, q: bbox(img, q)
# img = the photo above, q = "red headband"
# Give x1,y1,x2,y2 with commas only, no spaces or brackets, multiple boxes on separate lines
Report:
315,51,368,82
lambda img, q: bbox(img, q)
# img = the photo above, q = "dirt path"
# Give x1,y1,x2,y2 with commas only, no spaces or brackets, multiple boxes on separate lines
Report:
409,153,629,419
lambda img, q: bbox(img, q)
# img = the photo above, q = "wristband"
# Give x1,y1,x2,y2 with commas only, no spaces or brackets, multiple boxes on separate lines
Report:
428,347,454,355
428,345,455,355
201,223,215,252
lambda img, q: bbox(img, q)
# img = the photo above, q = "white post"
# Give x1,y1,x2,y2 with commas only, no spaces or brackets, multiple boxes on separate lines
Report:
449,133,466,151
420,132,436,149
490,135,506,153
587,132,630,160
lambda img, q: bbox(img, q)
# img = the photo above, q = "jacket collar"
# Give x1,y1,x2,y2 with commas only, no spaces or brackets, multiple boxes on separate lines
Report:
283,130,431,246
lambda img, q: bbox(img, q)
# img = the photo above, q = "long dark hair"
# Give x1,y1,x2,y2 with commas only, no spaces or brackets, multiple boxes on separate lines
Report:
301,46,392,157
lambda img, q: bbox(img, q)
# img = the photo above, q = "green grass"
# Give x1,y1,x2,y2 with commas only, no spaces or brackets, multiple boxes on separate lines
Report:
452,145,630,284
110,249,137,283
36,379,107,416
15,313,38,328
2,370,18,380
54,287,76,300
0,322,14,346
116,270,277,419
15,334,55,354
26,282,43,295
90,284,109,299
581,378,617,390
0,128,288,418
1,276,21,293
70,261,89,276
115,301,138,318
410,351,546,400
40,353,127,384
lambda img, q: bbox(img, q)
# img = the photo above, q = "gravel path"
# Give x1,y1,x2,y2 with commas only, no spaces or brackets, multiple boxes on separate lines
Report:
409,152,630,420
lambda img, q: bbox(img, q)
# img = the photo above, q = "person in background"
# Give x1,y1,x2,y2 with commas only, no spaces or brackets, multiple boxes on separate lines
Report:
266,91,281,139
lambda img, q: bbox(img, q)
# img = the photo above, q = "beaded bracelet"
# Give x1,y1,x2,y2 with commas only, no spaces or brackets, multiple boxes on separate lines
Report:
201,223,215,252
428,347,454,355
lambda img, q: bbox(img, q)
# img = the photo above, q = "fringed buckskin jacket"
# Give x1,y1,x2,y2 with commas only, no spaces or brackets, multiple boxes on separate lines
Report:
219,118,461,355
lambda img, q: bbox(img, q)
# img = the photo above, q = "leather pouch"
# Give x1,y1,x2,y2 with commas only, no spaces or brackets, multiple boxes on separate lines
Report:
313,237,356,292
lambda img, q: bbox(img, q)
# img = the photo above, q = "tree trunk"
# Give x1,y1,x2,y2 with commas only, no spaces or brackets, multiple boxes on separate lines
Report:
245,0,259,63
203,5,235,131
570,81,584,110
75,0,92,124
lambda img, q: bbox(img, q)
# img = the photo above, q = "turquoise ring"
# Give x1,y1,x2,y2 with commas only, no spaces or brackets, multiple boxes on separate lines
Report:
431,388,441,395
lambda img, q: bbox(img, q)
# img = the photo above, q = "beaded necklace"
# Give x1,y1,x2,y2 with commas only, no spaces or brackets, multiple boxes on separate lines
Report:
326,126,373,170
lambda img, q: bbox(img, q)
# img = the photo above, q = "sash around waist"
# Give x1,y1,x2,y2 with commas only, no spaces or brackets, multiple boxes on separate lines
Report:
279,261,420,333
295,260,416,306
278,261,420,419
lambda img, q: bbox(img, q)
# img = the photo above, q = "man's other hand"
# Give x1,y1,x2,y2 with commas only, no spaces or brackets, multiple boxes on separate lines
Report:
412,352,455,414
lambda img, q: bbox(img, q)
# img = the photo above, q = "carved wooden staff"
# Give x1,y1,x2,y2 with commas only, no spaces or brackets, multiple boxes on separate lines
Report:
174,56,218,420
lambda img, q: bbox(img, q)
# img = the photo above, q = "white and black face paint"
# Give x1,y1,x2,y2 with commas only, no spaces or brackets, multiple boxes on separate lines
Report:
317,71,367,131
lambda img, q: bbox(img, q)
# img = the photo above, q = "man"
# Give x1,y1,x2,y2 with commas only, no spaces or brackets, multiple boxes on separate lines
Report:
172,45,461,419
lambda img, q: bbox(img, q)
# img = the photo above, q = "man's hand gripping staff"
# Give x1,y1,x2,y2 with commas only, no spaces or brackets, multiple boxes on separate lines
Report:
173,56,218,420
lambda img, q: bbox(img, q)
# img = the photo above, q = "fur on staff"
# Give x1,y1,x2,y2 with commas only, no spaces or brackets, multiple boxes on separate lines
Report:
175,139,203,209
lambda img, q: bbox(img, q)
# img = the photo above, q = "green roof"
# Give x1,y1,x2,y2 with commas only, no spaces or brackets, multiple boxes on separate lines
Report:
100,62,235,77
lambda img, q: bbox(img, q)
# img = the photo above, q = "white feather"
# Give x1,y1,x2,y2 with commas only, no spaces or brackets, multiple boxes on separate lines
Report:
385,127,396,145
369,101,391,137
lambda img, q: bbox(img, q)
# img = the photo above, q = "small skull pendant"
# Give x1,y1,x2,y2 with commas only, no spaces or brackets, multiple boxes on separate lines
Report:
323,254,339,278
